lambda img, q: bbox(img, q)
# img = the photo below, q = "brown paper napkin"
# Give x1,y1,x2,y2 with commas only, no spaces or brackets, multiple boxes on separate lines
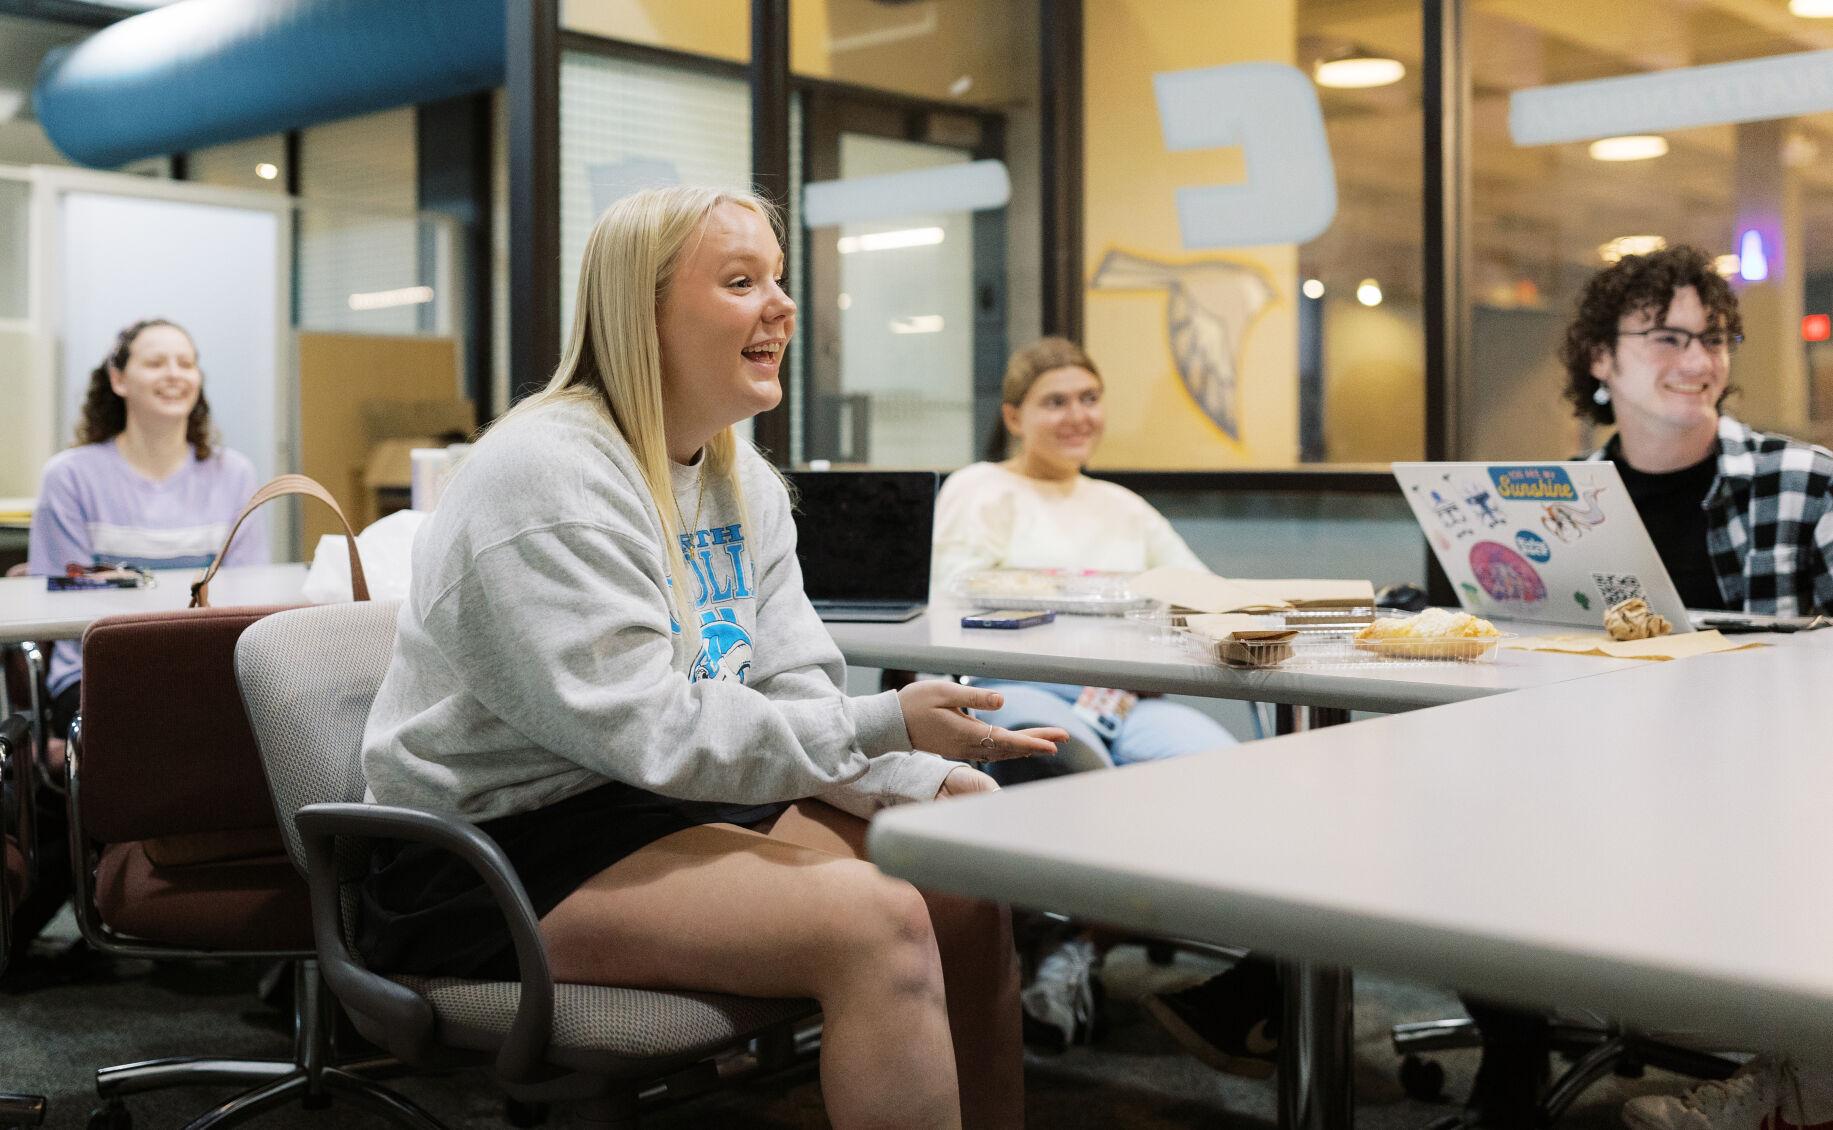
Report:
1505,629,1766,661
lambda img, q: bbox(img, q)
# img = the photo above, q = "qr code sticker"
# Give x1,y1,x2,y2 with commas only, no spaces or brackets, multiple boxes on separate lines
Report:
1592,572,1645,607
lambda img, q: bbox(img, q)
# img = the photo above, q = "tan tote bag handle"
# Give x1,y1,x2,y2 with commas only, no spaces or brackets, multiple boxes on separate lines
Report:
190,474,370,608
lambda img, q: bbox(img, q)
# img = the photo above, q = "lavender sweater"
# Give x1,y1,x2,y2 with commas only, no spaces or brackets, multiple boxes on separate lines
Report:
27,440,266,696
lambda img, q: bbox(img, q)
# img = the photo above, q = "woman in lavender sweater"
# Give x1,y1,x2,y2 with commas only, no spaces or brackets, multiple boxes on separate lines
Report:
27,318,266,738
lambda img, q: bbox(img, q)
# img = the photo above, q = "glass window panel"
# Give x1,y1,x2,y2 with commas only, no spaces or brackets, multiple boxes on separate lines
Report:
1083,1,1424,470
187,133,288,193
1468,2,1833,454
558,49,753,340
791,0,1031,111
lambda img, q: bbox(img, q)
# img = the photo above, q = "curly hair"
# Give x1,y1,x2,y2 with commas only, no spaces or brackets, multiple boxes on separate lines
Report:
983,336,1104,460
1558,245,1743,426
76,319,216,460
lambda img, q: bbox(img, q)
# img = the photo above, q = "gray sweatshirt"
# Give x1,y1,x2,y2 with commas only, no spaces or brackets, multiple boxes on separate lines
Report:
361,394,955,821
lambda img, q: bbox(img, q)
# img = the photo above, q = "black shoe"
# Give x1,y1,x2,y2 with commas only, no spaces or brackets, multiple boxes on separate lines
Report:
1143,956,1281,1079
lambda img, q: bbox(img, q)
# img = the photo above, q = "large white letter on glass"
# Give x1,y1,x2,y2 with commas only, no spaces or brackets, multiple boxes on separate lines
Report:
1153,62,1337,249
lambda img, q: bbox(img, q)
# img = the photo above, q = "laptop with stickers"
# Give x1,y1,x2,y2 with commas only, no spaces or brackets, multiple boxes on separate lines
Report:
785,470,938,623
1391,461,1696,633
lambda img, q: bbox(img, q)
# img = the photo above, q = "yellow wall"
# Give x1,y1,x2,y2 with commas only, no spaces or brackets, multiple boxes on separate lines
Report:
561,0,1026,108
1083,0,1299,469
561,0,749,62
1322,300,1424,464
297,333,461,546
0,327,42,497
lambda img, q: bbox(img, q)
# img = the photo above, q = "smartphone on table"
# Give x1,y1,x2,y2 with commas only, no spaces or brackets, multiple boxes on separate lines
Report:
960,609,1056,630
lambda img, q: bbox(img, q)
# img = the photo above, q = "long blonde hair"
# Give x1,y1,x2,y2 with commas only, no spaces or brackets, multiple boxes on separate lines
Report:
505,185,780,621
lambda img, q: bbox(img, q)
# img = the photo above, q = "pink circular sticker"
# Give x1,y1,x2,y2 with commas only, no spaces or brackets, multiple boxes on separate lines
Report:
1468,540,1547,604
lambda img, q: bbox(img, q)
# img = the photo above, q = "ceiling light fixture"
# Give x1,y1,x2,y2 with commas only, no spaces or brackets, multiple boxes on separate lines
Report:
889,315,945,335
1598,234,1666,263
254,162,279,180
1314,49,1406,89
1714,253,1741,277
836,227,945,254
1356,278,1383,307
1789,0,1833,17
348,285,434,311
1302,278,1325,299
1588,135,1668,162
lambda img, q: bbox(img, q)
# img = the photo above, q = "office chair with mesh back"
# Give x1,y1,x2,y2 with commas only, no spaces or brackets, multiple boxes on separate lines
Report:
67,605,424,1130
235,599,820,1128
1,712,51,1127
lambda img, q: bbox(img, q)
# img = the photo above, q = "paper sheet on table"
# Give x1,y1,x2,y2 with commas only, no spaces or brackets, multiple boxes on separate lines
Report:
1505,629,1766,661
1184,613,1297,642
1133,568,1374,613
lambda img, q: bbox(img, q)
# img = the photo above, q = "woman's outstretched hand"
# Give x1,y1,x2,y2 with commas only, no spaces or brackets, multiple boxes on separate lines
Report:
896,680,1067,763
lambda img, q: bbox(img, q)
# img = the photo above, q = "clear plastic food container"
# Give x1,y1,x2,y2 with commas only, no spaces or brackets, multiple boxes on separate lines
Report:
951,569,1151,615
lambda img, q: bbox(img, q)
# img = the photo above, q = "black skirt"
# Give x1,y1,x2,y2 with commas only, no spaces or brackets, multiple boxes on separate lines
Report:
355,781,786,979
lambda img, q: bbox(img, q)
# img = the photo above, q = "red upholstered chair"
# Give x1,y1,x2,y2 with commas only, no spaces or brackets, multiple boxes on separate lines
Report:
1,712,50,1127
66,605,423,1130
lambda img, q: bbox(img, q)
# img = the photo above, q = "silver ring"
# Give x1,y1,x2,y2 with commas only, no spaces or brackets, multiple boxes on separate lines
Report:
978,722,997,751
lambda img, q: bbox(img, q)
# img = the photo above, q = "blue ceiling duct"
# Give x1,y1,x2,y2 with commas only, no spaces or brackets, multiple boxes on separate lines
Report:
34,0,505,169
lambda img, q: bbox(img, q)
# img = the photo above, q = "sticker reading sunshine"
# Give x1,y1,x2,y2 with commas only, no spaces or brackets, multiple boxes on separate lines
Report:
1487,466,1577,502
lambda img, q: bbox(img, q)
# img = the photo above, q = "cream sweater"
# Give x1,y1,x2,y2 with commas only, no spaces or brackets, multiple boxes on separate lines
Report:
930,461,1206,594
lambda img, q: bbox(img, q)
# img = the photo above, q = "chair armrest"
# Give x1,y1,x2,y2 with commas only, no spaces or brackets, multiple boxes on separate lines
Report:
2,712,32,898
2,712,28,928
294,802,555,1083
14,644,62,798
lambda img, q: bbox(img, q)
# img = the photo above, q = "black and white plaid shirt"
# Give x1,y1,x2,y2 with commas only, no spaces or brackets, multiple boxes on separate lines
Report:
1587,414,1833,617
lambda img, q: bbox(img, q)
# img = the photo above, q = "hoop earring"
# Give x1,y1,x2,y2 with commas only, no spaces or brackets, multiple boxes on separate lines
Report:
1592,384,1611,406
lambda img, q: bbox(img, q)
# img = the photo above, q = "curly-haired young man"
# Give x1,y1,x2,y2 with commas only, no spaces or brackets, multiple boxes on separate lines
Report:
1560,244,1833,617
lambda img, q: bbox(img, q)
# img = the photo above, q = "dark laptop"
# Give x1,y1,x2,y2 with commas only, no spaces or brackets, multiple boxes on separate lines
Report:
785,470,937,623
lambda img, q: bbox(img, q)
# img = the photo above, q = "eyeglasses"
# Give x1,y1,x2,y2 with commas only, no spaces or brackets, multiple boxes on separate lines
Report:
1617,326,1743,357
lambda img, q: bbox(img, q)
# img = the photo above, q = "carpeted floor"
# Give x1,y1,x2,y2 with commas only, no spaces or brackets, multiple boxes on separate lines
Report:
0,909,1694,1129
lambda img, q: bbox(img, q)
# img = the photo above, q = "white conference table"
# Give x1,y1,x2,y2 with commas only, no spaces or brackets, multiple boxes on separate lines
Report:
864,619,1833,1130
0,563,310,645
826,604,1648,714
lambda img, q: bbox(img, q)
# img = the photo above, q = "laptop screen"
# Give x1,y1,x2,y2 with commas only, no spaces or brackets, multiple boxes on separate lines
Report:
784,471,938,604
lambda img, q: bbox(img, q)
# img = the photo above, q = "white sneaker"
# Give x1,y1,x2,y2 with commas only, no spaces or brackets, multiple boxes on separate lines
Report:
1622,1058,1779,1130
1020,937,1098,1051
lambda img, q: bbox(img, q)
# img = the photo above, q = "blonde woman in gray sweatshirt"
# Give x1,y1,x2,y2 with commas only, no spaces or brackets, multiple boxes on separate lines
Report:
357,186,1064,1130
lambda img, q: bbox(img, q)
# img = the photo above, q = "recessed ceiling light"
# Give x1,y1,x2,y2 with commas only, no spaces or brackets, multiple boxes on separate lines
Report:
254,162,279,180
1588,135,1668,162
1714,253,1742,277
948,75,973,97
1789,0,1833,16
1314,52,1405,89
1356,278,1383,307
1302,278,1325,299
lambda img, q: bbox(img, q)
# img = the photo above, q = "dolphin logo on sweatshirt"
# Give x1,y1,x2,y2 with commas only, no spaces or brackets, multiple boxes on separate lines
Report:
691,607,753,684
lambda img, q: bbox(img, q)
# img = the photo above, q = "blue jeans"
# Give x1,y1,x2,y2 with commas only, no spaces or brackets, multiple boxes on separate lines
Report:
971,679,1240,786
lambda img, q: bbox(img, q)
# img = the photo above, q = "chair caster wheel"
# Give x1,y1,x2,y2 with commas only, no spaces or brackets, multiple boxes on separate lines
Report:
87,1100,131,1130
1145,941,1177,966
1401,1053,1448,1101
505,1098,549,1127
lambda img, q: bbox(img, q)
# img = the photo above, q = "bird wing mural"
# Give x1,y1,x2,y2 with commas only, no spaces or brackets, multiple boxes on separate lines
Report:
1089,249,1274,441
